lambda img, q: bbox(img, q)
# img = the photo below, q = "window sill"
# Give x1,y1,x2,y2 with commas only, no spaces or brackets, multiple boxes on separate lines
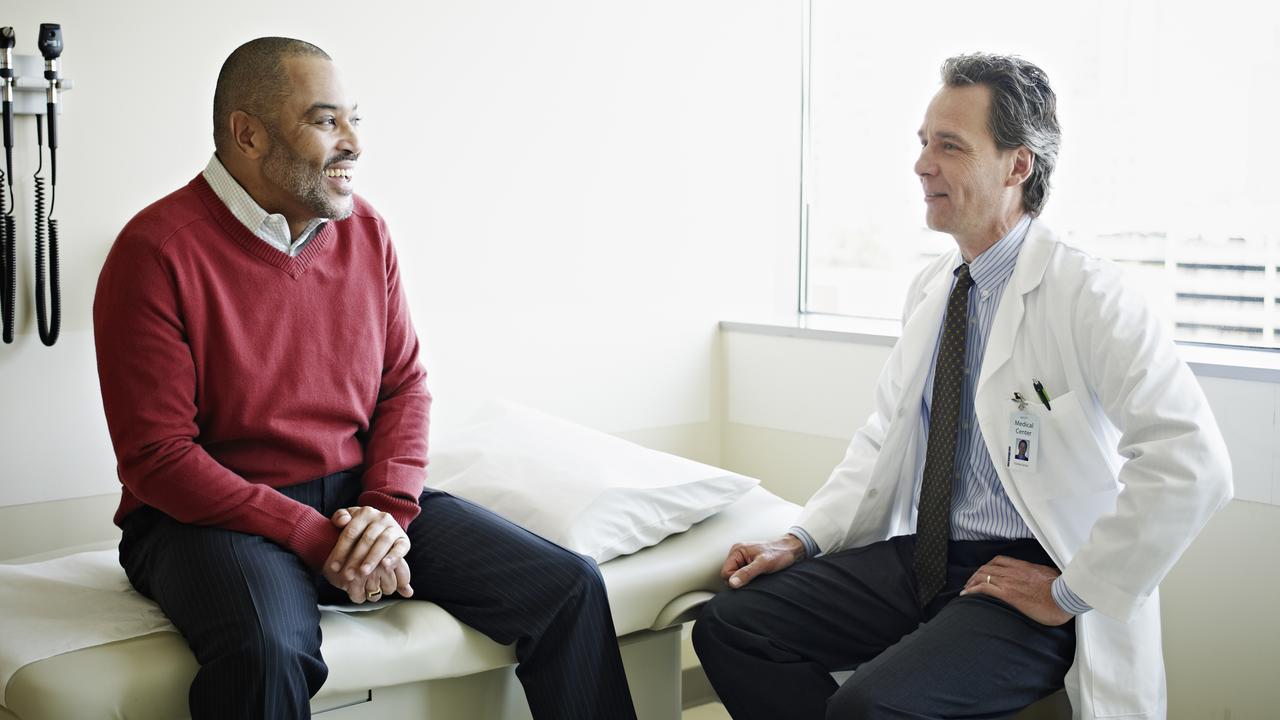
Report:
721,314,900,347
720,315,1280,384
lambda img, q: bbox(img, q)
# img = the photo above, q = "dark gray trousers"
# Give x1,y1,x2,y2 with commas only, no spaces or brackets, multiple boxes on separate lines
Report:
692,535,1075,720
119,469,638,720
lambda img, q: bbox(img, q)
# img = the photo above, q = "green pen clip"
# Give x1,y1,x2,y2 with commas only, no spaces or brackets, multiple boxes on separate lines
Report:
1032,378,1052,411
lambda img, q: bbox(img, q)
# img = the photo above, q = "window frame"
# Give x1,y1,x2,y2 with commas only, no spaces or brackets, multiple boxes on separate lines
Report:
793,0,1280,364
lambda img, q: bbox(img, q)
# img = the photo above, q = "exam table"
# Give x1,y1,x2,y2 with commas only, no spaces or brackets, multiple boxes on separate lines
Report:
0,488,799,720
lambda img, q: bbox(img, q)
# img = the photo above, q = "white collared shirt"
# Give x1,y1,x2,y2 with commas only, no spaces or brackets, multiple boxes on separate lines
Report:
202,154,326,257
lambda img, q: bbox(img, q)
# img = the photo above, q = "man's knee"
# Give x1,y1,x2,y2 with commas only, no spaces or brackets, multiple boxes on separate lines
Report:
826,677,896,720
217,618,321,663
515,545,608,622
690,609,719,663
554,550,608,606
691,594,726,650
692,589,757,660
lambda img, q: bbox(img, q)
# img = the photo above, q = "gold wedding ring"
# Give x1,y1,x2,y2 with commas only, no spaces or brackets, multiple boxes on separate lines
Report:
367,590,383,601
985,575,991,584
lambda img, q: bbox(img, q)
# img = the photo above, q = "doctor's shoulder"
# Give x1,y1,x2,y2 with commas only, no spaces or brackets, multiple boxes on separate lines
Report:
1039,241,1176,360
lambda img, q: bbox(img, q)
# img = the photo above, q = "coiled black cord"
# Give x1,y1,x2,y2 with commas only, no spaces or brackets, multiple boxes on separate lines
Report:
34,116,59,346
1,167,14,344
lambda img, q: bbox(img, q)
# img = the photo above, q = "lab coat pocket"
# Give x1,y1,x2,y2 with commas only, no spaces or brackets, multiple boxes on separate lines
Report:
1015,390,1119,503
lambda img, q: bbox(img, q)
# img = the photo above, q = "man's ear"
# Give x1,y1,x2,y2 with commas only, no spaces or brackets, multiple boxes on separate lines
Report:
1006,146,1034,188
228,110,270,161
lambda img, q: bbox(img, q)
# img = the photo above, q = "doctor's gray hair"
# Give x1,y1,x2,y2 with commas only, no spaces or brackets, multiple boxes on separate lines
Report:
941,53,1061,217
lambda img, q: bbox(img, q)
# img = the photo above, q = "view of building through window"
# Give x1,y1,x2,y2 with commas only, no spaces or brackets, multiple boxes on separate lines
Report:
803,0,1280,350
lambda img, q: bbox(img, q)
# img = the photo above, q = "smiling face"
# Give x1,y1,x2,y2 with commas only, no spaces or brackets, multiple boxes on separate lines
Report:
258,56,361,228
914,84,1029,257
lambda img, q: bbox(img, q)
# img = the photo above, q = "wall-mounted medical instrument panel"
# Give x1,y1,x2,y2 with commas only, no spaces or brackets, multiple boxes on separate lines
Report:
2,23,74,347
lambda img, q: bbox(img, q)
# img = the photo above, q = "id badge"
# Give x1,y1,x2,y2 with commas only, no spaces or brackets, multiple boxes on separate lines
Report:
1008,410,1039,472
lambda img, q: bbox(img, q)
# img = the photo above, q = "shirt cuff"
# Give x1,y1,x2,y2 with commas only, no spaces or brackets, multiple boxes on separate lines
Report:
1051,575,1093,616
787,526,821,560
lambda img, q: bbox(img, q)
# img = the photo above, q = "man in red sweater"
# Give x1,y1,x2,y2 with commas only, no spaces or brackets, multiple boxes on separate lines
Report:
93,37,637,720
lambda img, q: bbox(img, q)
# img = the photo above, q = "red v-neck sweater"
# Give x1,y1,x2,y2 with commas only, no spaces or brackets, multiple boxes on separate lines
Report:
94,175,430,570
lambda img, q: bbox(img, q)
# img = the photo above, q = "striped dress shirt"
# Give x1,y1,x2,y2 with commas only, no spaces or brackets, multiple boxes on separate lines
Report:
792,215,1091,615
920,214,1034,544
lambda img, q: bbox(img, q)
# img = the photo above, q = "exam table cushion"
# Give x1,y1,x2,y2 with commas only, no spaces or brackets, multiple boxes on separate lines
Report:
1,487,799,720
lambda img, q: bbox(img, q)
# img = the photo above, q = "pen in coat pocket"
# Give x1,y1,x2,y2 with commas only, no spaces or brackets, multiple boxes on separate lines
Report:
1032,378,1052,411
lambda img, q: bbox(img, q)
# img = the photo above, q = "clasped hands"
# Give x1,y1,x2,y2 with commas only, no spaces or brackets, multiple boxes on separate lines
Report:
321,506,414,604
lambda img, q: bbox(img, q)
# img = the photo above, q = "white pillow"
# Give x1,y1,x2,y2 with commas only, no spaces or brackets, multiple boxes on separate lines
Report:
429,402,758,562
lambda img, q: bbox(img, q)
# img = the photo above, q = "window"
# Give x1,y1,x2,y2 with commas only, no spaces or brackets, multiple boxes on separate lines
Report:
801,0,1280,350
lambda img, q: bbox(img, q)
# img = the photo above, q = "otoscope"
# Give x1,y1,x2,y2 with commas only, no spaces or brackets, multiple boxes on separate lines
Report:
34,23,60,346
1,27,16,344
1,27,13,177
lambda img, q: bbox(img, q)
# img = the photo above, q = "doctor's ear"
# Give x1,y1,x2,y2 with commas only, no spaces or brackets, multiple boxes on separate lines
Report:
1007,147,1034,188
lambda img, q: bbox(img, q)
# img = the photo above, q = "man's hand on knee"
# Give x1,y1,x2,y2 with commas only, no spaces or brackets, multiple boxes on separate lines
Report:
960,555,1072,626
325,506,411,584
721,534,806,589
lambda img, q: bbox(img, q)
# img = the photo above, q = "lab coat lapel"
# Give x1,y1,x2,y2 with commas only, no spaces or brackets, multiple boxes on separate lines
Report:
975,222,1054,398
895,254,957,407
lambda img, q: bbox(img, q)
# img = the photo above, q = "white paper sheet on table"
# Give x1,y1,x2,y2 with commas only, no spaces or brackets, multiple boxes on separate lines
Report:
0,549,395,705
0,550,174,705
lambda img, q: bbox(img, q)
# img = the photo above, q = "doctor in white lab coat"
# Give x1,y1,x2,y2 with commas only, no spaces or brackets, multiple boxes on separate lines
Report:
694,53,1231,720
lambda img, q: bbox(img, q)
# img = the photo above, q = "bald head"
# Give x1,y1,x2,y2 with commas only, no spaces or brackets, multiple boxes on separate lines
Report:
212,37,331,156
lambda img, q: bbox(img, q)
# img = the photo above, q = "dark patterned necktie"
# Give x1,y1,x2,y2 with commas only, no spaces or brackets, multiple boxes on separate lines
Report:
912,263,974,607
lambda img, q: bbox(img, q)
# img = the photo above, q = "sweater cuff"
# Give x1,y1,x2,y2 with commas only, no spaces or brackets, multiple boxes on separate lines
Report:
287,510,342,571
788,526,821,560
358,488,422,530
1051,575,1093,616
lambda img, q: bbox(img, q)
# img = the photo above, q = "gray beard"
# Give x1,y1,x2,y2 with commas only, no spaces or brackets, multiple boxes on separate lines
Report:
262,131,353,222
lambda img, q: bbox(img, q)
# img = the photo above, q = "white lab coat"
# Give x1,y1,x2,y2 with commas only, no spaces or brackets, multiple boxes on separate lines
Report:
795,221,1232,719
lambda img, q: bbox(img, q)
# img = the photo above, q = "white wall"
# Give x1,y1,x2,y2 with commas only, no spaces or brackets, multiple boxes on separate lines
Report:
720,327,1280,717
0,0,800,508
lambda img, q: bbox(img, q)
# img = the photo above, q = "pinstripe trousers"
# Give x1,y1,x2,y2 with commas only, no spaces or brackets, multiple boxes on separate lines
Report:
119,469,638,720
